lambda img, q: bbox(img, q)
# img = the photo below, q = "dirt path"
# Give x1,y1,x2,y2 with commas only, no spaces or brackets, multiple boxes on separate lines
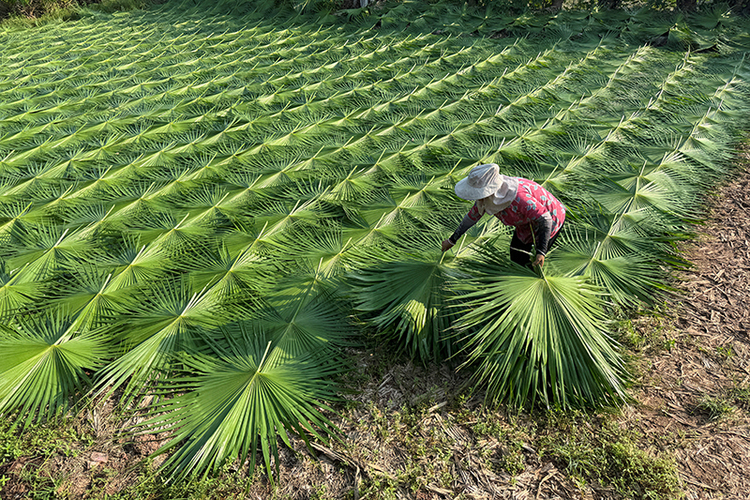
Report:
622,151,750,499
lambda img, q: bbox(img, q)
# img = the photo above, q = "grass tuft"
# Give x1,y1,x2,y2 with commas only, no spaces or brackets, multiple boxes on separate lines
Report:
539,411,681,499
0,0,154,27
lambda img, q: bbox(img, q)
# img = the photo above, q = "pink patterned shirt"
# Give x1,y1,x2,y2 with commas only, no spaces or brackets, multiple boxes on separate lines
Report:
460,178,565,252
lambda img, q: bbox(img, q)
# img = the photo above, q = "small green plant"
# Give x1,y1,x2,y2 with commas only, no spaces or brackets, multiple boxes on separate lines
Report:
731,383,750,410
495,443,525,476
310,482,330,500
539,411,680,499
0,418,82,463
695,395,736,421
716,345,734,359
601,438,680,500
663,338,677,351
617,319,644,350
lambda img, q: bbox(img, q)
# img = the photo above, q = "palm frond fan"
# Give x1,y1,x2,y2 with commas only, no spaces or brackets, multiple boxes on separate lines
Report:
453,244,628,408
0,311,108,427
348,243,466,362
133,330,342,483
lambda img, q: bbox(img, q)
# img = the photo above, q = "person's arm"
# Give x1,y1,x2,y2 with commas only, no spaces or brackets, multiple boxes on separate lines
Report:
532,212,554,256
442,203,482,252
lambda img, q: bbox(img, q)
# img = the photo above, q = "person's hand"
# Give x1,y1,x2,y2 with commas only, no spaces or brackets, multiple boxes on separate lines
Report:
441,239,455,252
533,254,545,267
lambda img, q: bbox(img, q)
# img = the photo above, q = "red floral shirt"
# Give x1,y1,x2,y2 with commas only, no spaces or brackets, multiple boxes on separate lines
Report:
465,178,565,245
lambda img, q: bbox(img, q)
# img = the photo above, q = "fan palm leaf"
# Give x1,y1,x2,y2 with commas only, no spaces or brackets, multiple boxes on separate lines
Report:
99,239,170,291
255,265,352,363
0,263,47,320
94,279,225,397
551,237,670,306
8,225,93,281
135,335,342,482
0,312,107,427
181,241,272,313
271,226,357,278
454,248,628,408
349,246,465,362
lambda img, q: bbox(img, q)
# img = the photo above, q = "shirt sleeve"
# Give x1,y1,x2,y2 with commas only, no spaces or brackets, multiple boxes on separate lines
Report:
533,212,554,255
449,202,482,244
516,182,555,254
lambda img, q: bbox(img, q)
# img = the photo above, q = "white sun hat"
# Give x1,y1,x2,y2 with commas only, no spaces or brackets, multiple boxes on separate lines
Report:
455,163,519,214
454,164,508,199
455,164,502,200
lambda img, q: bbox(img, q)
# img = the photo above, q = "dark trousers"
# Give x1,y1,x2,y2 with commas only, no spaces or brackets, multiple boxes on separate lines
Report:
509,224,563,268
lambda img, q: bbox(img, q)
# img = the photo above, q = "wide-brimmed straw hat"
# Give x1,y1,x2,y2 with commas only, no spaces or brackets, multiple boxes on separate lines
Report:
455,163,504,200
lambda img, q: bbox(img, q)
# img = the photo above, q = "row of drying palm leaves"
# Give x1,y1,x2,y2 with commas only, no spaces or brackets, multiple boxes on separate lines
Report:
1,0,749,480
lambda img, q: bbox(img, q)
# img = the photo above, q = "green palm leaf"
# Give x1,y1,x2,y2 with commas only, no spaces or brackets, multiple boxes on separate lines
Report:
0,312,107,427
455,247,628,408
8,225,92,281
0,263,47,321
254,266,353,364
94,279,225,398
271,227,356,278
182,241,272,302
136,335,341,482
101,238,170,292
552,243,668,307
349,246,465,362
41,266,124,329
550,209,686,305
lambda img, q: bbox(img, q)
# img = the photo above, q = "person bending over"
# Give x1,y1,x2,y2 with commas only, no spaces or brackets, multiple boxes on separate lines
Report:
441,163,565,268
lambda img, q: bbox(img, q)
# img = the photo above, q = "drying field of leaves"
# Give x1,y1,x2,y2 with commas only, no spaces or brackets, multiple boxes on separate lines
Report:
3,155,750,498
2,0,750,497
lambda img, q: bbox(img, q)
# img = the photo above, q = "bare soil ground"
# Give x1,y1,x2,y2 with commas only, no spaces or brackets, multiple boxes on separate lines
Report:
2,155,750,499
624,155,750,499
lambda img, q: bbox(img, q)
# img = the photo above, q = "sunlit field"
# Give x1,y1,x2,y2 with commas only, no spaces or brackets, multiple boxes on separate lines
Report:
1,0,749,478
